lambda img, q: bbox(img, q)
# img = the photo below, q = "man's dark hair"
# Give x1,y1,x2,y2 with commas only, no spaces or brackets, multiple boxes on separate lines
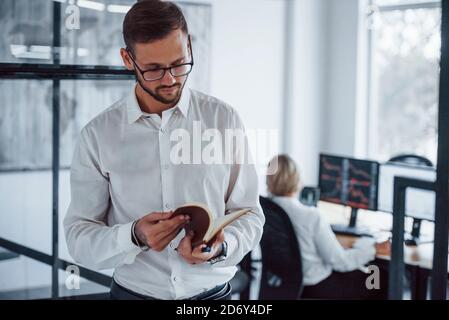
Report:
123,0,189,54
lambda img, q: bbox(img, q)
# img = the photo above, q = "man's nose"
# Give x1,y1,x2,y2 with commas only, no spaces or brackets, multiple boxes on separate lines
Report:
160,69,176,86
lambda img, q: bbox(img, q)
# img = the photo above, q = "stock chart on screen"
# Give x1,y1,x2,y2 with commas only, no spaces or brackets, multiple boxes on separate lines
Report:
318,154,379,210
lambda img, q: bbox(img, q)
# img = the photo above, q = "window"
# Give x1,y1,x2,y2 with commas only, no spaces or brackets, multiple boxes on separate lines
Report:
367,0,441,164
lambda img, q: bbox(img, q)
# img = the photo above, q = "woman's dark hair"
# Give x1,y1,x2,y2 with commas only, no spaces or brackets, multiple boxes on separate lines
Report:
123,0,188,54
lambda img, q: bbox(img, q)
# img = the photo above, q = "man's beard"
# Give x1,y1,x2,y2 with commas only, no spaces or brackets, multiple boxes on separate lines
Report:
136,75,184,107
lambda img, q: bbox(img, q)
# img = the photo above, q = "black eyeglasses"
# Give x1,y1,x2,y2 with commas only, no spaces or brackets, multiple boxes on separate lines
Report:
127,35,194,82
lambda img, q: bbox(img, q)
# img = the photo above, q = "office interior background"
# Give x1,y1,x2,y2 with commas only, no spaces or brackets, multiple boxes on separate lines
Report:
0,0,448,300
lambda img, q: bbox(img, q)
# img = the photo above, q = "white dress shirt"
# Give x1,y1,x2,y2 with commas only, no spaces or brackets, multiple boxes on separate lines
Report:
63,84,265,299
271,196,376,286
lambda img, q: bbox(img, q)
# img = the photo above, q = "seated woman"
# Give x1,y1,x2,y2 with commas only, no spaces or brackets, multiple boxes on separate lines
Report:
266,154,391,299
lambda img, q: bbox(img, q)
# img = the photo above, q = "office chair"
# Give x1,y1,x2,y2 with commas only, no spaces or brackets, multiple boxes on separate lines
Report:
388,154,434,168
258,196,303,300
229,268,250,298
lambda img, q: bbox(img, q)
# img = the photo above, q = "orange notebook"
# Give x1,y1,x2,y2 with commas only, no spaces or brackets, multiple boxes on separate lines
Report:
173,202,252,247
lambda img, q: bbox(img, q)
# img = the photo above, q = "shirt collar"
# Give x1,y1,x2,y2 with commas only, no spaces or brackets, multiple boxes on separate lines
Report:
127,83,191,124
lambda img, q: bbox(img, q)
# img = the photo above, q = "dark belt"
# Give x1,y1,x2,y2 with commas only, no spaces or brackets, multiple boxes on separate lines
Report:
110,279,232,300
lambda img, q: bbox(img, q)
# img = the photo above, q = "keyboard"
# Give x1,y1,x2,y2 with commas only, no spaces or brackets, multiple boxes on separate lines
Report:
331,224,374,238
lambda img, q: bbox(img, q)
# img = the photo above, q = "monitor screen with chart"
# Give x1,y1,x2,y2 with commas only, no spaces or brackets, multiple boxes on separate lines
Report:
318,154,379,210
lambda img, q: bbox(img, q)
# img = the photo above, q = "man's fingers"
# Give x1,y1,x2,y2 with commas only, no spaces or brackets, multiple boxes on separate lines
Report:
152,228,183,251
176,232,216,265
158,215,190,235
191,244,214,260
154,224,183,248
176,234,201,264
177,231,194,252
217,230,225,242
156,215,190,239
179,243,205,264
137,212,189,250
208,229,225,246
144,211,174,222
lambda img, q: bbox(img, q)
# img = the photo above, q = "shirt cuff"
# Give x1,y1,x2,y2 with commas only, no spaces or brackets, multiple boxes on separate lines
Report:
353,236,375,248
117,221,141,253
353,237,376,259
225,232,238,258
211,231,239,267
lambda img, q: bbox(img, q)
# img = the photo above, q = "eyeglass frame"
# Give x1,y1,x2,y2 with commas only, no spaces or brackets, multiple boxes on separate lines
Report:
126,35,194,82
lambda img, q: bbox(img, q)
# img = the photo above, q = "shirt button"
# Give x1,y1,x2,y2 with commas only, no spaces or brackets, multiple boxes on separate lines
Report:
170,243,174,249
165,203,170,209
173,276,177,282
160,128,165,133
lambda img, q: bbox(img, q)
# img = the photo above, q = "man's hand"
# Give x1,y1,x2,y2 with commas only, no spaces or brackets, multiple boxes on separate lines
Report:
375,240,391,256
177,229,225,264
134,211,190,252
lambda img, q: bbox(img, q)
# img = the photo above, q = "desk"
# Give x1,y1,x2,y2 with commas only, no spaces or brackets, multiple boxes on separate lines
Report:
336,234,436,269
318,201,448,299
336,234,431,299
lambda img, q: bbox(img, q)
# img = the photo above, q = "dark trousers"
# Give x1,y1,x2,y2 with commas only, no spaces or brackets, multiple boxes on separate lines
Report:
301,269,389,300
110,279,232,300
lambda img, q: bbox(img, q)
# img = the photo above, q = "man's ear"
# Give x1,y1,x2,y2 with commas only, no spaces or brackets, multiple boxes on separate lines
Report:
120,48,134,71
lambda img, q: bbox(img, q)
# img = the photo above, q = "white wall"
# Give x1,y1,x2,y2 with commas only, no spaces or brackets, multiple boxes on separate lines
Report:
287,0,365,186
209,0,285,194
322,0,361,157
209,0,284,132
287,0,328,186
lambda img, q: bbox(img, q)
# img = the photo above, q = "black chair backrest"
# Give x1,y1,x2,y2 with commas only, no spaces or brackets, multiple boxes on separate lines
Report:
258,196,303,300
388,154,433,168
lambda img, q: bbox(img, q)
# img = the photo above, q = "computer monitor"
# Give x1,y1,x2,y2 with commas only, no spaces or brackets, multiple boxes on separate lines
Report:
318,154,379,230
318,154,379,211
378,162,436,221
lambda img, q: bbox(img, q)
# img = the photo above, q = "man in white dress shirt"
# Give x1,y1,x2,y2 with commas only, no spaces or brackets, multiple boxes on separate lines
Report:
63,0,264,300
